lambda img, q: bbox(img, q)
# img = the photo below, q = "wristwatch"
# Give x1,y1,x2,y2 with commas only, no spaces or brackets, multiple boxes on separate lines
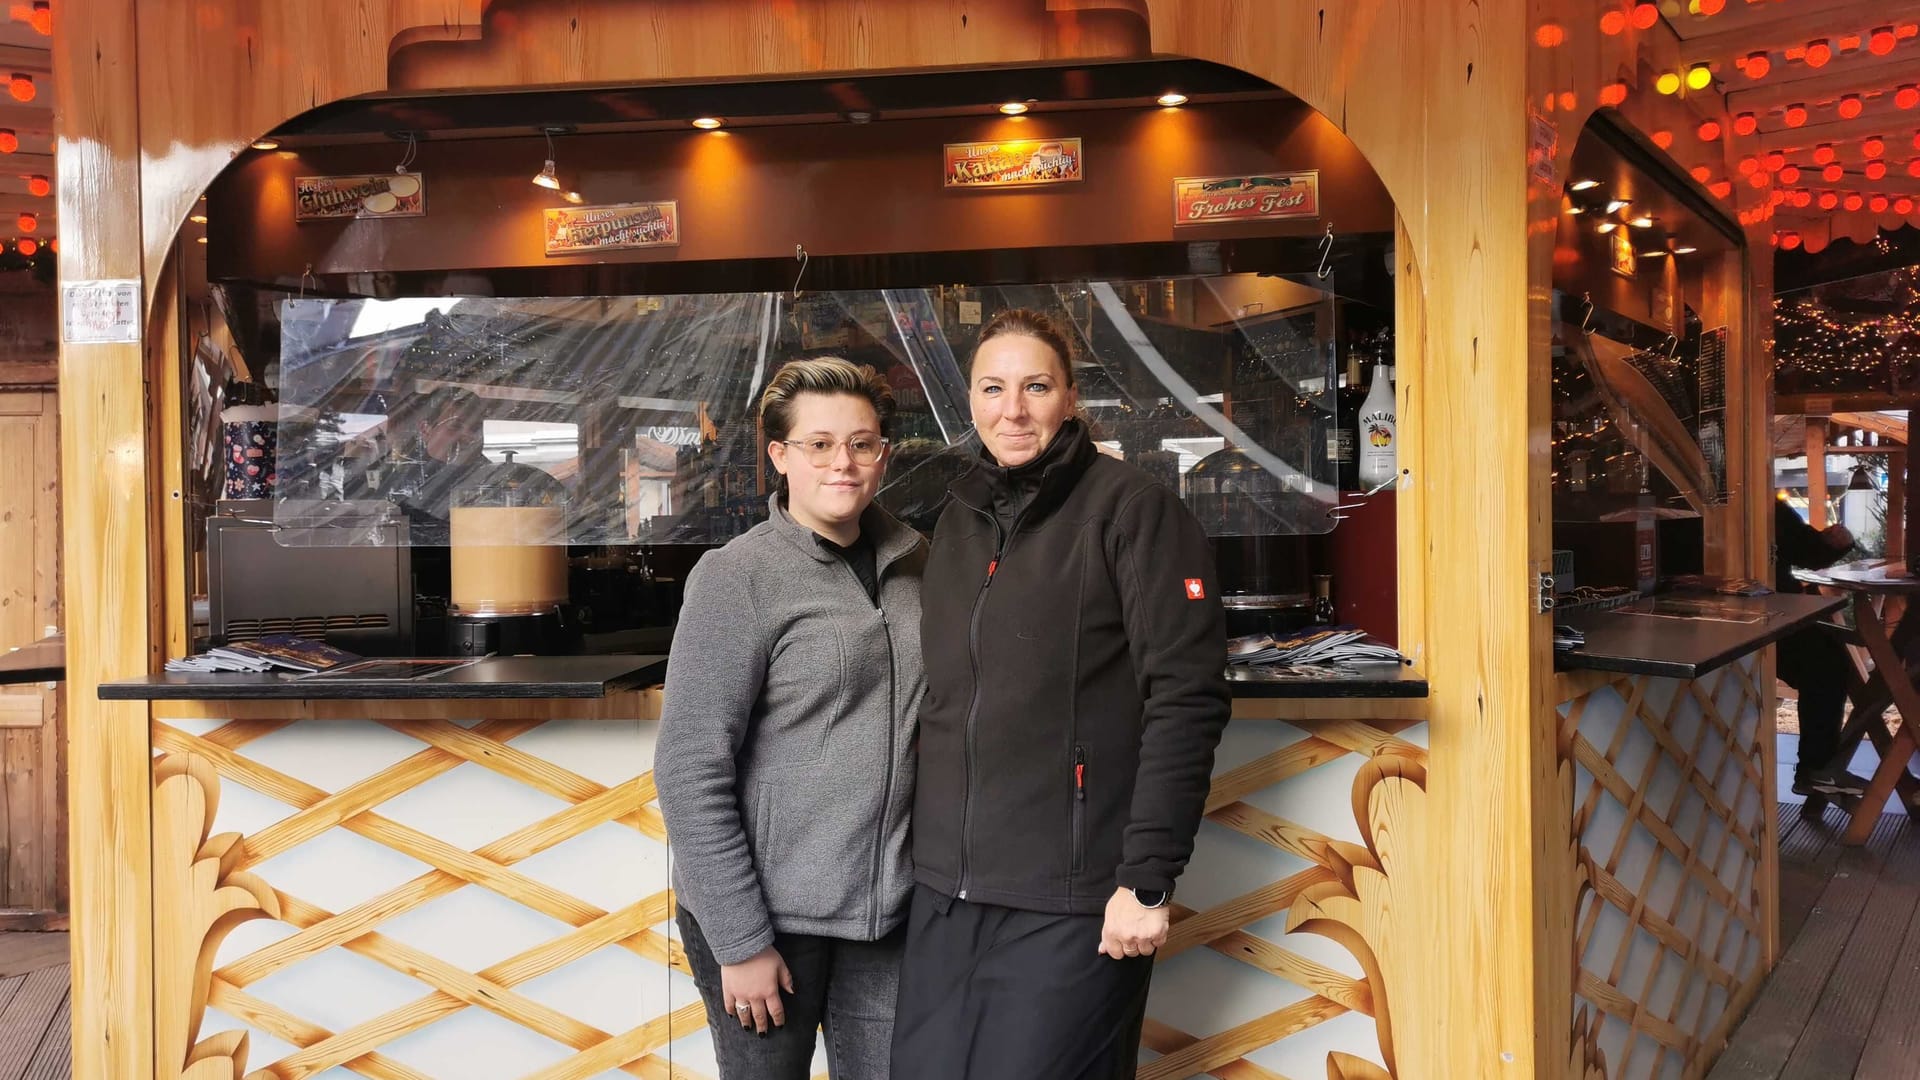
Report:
1131,888,1170,909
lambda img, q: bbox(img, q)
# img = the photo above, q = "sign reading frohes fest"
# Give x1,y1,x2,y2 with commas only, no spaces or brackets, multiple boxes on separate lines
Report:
943,138,1084,188
1172,172,1320,226
543,201,680,256
294,174,426,221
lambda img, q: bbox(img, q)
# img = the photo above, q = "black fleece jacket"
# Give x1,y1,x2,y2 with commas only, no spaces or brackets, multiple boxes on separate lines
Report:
912,420,1230,913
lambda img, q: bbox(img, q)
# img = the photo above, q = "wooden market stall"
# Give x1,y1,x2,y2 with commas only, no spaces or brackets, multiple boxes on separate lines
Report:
47,2,1822,1079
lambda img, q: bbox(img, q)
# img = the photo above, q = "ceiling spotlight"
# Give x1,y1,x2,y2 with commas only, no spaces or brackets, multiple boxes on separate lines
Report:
531,159,559,189
188,213,208,225
1596,220,1620,233
1638,249,1669,258
1570,179,1601,191
1606,199,1631,213
1672,245,1698,254
1652,130,1674,149
998,102,1029,116
1156,92,1188,107
250,138,279,151
691,117,725,130
562,190,584,205
1685,64,1714,90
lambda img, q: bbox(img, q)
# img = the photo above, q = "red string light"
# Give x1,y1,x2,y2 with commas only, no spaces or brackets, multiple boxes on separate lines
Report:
1865,137,1887,158
1697,0,1725,14
1872,26,1898,55
25,174,46,197
1901,86,1920,110
0,130,17,155
1819,191,1840,210
1739,156,1760,175
7,74,32,103
1786,103,1809,127
1781,231,1803,250
1767,150,1788,171
1868,160,1889,179
1845,193,1865,211
1899,197,1916,214
1711,179,1734,198
1749,170,1770,189
1807,40,1834,67
1534,22,1566,47
1780,165,1802,183
1823,163,1845,182
1840,95,1865,119
1733,112,1758,135
1910,158,1920,176
1630,3,1658,30
1793,189,1813,208
1745,52,1772,79
1872,194,1891,213
1691,164,1713,182
1698,119,1722,141
1814,144,1837,164
1600,9,1628,35
1651,129,1674,149
1599,81,1629,107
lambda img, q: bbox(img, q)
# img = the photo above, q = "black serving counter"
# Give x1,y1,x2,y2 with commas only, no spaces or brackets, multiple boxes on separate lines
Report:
100,654,666,701
1554,592,1844,679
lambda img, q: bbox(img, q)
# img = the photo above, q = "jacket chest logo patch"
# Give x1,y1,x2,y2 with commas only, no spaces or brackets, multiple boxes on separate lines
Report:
1184,578,1206,600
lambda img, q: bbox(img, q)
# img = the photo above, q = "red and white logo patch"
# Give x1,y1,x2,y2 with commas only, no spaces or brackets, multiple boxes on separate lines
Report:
1184,578,1206,600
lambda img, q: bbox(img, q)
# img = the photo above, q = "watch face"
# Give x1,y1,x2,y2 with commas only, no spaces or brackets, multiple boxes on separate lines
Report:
1132,888,1169,908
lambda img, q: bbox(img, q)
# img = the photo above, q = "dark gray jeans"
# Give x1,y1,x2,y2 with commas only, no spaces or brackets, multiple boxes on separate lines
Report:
678,906,904,1080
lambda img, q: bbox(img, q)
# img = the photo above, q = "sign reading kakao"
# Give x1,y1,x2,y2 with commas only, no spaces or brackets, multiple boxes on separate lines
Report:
943,138,1083,188
294,173,426,221
543,201,680,256
1173,172,1320,226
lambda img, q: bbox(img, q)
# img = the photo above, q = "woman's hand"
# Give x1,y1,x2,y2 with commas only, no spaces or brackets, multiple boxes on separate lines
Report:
720,945,794,1034
1098,887,1170,959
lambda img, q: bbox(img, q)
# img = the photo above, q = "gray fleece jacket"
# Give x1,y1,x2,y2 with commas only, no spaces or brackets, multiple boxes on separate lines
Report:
656,493,926,965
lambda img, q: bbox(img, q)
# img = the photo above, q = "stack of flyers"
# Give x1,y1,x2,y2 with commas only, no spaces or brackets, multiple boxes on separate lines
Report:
1226,626,1408,668
166,634,362,674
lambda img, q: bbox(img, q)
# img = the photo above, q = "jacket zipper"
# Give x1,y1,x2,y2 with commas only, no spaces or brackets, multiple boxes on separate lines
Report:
952,491,1028,902
837,552,895,940
1072,744,1088,876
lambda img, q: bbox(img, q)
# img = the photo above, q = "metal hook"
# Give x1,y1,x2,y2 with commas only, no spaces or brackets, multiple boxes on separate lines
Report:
297,263,315,301
394,131,419,175
1326,468,1405,520
792,243,810,300
1579,292,1596,335
1315,223,1335,280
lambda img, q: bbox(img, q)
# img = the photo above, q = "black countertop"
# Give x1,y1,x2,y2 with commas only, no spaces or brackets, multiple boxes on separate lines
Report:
99,654,666,701
1225,662,1427,697
1554,592,1844,680
0,637,62,686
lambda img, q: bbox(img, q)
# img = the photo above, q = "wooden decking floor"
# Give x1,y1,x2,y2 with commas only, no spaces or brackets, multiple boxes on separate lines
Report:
1710,804,1920,1079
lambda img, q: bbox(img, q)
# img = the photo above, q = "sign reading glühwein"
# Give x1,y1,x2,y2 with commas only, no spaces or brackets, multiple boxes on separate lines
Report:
943,139,1084,188
1173,172,1319,225
543,201,680,256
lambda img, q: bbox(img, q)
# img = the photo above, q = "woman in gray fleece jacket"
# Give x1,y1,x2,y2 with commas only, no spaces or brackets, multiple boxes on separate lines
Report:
657,357,925,1080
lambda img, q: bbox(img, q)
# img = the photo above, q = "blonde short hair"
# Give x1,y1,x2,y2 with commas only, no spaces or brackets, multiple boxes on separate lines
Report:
758,356,896,440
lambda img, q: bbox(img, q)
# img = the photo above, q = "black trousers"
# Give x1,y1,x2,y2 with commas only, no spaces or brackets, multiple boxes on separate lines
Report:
890,885,1153,1080
1778,626,1849,780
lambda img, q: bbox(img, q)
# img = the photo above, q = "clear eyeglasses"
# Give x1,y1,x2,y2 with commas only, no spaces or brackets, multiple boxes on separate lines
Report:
780,435,890,467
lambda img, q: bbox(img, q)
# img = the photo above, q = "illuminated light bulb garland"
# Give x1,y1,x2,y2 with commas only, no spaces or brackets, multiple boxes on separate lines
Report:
1691,164,1713,182
1734,112,1759,136
1814,144,1837,165
1845,192,1865,211
1652,129,1674,149
1868,160,1889,179
1824,163,1845,182
1781,165,1802,183
1698,119,1722,141
1746,52,1772,79
1840,95,1865,119
1786,104,1809,127
1807,40,1834,68
1872,194,1891,212
1902,86,1920,110
1866,137,1888,158
1767,150,1788,171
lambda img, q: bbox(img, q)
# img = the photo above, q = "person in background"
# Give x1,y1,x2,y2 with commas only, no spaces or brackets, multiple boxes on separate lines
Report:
1774,495,1864,797
657,357,925,1079
892,308,1230,1079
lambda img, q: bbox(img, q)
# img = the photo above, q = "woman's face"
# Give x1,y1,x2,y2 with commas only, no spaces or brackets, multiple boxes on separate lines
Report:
969,334,1077,468
767,392,887,534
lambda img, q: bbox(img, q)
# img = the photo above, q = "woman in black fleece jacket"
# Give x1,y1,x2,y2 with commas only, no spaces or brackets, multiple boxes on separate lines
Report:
891,309,1230,1079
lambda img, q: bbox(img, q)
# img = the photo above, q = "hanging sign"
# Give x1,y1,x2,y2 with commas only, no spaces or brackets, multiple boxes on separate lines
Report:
61,279,141,344
293,173,426,221
543,200,680,256
1172,172,1319,225
943,138,1083,188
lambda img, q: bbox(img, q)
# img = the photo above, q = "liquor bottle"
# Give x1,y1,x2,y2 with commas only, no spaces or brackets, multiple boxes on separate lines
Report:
1356,363,1397,489
1333,347,1366,492
1311,573,1335,625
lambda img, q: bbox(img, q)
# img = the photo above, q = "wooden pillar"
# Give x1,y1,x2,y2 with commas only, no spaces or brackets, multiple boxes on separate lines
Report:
1806,416,1829,529
54,1,156,1077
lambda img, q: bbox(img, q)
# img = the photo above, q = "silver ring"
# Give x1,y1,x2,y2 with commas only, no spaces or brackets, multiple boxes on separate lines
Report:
735,1001,751,1013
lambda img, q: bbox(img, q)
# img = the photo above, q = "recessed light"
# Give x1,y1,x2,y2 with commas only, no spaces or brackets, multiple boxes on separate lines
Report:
1638,249,1668,258
1606,199,1631,213
1157,92,1189,107
999,102,1029,116
1629,214,1655,228
692,117,725,130
1671,245,1698,254
1570,179,1601,191
846,110,874,124
1596,221,1620,233
250,138,279,151
189,214,208,225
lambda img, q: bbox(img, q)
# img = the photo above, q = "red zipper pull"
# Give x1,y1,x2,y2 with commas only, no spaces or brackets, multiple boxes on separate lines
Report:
986,558,998,580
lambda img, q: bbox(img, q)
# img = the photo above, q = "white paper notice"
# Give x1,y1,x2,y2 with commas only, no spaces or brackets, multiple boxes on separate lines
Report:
61,280,142,344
